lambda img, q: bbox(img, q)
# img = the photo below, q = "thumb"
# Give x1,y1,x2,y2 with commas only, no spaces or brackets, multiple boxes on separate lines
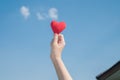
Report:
53,33,58,43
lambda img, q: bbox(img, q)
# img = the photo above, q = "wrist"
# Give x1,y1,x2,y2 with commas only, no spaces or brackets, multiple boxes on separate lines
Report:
50,54,62,62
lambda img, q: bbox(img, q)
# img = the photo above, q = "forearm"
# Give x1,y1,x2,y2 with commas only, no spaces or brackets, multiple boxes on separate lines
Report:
51,55,72,80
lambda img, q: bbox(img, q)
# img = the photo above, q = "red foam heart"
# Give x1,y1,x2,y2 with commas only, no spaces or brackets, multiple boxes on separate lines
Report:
50,20,66,34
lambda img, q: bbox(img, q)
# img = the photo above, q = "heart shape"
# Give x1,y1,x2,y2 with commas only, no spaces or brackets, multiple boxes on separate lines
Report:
50,20,66,34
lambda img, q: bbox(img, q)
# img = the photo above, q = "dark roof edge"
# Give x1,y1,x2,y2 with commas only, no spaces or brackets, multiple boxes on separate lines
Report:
96,60,120,80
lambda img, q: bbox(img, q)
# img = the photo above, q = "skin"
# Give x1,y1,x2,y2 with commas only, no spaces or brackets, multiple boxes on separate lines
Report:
50,33,72,80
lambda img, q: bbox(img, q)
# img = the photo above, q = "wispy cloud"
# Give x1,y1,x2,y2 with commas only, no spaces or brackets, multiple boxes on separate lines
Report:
20,6,30,19
36,12,48,20
36,8,58,21
48,8,58,20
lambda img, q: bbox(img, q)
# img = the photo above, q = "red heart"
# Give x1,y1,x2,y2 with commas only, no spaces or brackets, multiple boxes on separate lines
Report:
50,20,66,34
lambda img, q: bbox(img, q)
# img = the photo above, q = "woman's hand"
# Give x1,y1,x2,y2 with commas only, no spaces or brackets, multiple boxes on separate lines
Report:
50,33,65,59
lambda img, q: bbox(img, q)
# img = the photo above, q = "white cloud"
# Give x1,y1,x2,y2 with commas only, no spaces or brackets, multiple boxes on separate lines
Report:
20,6,30,19
20,6,58,20
48,8,58,20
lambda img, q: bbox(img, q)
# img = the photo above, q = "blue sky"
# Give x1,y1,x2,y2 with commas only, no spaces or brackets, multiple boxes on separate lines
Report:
0,0,120,80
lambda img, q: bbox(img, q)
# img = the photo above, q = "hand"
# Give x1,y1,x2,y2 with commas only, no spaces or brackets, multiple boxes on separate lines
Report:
50,33,65,59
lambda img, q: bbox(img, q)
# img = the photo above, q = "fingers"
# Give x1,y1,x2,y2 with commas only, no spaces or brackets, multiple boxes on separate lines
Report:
58,34,65,42
52,33,65,45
